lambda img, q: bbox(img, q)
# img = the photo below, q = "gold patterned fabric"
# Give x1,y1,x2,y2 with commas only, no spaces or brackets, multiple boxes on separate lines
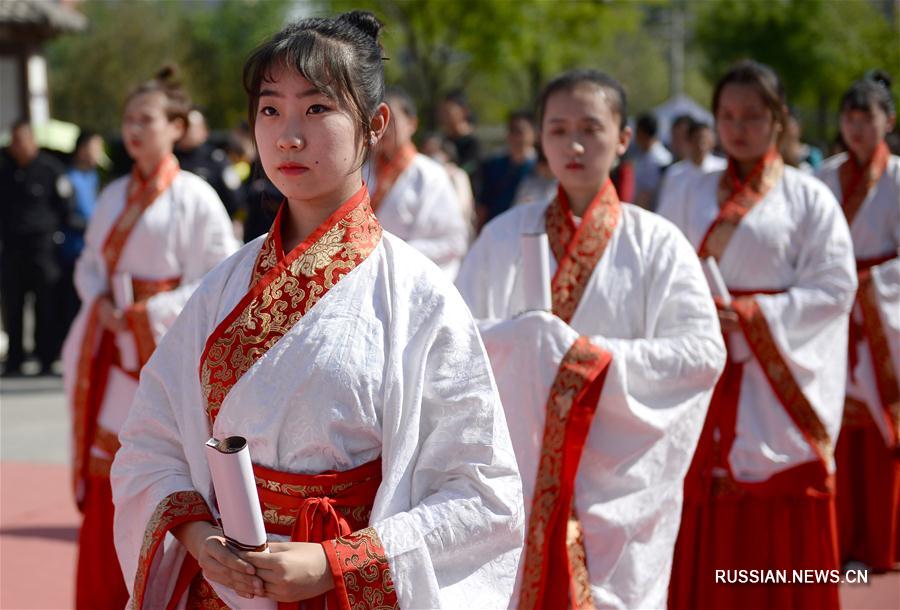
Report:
698,148,783,262
519,337,612,610
199,185,382,425
132,491,212,610
545,180,620,324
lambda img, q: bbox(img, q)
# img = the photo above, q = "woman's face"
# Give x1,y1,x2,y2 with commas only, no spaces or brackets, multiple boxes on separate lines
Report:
122,91,184,167
715,83,780,163
254,66,364,206
540,83,629,196
840,104,894,161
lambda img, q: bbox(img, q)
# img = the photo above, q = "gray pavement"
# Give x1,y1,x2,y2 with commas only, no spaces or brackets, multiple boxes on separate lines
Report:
0,373,70,464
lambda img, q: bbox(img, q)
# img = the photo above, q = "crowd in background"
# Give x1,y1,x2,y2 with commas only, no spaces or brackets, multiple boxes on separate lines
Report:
2,78,899,376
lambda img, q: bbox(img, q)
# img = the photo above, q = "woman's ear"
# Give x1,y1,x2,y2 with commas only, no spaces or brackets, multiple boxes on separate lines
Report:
617,125,633,157
370,102,391,144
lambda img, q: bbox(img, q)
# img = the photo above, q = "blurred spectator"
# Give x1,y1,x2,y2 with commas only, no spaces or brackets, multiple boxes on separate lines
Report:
58,129,104,345
669,114,694,162
370,88,468,277
476,110,537,226
512,146,557,207
175,108,242,216
780,110,823,173
633,112,672,209
0,120,74,375
656,121,726,218
422,132,476,236
438,90,481,178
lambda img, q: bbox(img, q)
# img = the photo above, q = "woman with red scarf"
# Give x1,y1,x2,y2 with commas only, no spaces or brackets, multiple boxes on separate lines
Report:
817,71,900,573
663,60,857,610
61,65,238,609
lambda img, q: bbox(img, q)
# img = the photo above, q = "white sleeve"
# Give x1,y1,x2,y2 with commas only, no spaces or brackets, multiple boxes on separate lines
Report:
348,288,524,609
403,171,469,275
141,184,239,341
749,187,857,442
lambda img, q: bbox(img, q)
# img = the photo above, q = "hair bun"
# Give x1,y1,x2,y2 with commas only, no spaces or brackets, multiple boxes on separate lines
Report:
339,10,382,41
865,69,893,91
154,63,181,87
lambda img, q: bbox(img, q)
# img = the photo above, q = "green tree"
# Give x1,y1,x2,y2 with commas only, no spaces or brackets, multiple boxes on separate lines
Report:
693,0,899,140
328,0,660,130
178,0,292,129
46,0,187,134
46,0,291,135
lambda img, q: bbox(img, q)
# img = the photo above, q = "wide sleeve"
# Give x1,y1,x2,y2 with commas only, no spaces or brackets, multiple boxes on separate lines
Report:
403,169,469,277
125,181,239,355
111,284,219,610
323,287,524,610
733,186,856,446
588,225,726,417
455,217,520,326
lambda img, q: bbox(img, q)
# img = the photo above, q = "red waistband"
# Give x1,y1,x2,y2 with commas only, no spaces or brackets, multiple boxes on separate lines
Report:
253,458,381,541
131,275,180,302
857,251,897,272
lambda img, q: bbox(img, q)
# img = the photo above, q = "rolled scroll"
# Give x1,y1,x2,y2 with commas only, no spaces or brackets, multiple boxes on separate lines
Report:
205,436,275,610
205,436,267,551
702,257,751,363
521,233,553,312
110,272,139,371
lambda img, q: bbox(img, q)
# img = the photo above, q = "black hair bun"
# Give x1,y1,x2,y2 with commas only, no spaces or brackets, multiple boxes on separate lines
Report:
339,10,382,41
866,69,893,91
154,63,181,86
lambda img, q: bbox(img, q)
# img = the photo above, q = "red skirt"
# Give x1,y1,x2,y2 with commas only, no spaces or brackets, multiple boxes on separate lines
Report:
835,406,900,571
76,473,129,610
669,461,840,610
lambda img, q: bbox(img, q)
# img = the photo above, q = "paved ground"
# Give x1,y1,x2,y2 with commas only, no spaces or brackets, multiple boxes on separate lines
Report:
0,373,898,609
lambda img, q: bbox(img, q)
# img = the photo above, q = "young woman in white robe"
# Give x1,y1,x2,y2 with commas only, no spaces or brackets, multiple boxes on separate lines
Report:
456,69,726,610
61,66,238,610
367,89,469,278
111,12,523,610
816,72,900,572
660,61,857,610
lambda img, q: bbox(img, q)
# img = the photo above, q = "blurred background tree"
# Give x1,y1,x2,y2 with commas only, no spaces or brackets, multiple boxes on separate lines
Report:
46,0,291,134
44,0,899,146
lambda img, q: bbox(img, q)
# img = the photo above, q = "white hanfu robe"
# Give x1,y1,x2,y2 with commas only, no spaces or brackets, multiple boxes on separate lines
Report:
456,190,725,609
817,151,900,442
368,153,469,277
660,165,857,481
62,168,238,490
656,154,727,221
111,191,523,610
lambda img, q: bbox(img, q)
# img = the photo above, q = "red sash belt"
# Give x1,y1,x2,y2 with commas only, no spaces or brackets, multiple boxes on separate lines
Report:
254,458,382,543
132,276,181,303
183,459,382,610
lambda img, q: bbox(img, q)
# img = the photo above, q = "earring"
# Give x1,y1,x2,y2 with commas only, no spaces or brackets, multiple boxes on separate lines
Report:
369,132,377,146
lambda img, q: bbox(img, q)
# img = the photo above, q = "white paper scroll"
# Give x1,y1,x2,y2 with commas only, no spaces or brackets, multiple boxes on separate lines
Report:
205,436,275,610
521,233,552,312
110,272,139,371
702,257,751,363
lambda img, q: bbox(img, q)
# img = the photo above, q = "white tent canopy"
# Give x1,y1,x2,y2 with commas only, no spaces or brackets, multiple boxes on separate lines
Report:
652,94,714,146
